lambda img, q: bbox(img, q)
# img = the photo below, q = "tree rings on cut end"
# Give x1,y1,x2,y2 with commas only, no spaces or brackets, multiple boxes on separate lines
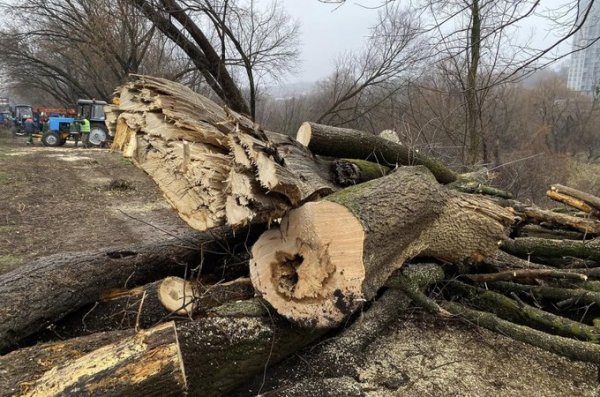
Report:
250,201,365,328
158,277,197,315
296,122,312,147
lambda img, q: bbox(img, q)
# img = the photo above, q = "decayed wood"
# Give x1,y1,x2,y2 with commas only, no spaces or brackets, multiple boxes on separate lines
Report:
250,166,514,327
551,184,600,212
501,237,600,262
15,322,187,397
9,300,325,397
296,121,458,184
0,226,260,353
0,330,133,396
238,264,446,395
111,75,336,231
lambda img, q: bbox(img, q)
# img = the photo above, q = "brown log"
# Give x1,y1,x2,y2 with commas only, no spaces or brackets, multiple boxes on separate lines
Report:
512,205,600,235
9,300,324,397
296,121,458,184
0,226,262,352
551,184,600,212
0,330,133,396
546,190,597,215
250,166,513,327
112,76,335,231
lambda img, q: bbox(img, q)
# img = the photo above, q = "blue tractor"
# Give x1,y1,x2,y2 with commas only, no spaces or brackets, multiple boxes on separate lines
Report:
41,99,109,147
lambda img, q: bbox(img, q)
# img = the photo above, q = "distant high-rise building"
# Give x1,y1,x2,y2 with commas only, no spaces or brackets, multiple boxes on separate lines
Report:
567,0,600,95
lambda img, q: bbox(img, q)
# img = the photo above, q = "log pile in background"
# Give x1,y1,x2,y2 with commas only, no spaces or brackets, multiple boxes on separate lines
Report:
2,75,600,396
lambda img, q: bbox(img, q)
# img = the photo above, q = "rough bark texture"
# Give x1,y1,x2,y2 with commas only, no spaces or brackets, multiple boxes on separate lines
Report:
447,280,600,343
0,226,260,352
296,122,458,184
251,166,513,327
33,277,256,343
511,205,600,235
502,237,600,262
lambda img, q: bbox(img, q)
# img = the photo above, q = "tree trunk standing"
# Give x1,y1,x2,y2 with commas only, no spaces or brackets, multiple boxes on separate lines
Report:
250,167,513,327
465,0,482,166
0,226,261,353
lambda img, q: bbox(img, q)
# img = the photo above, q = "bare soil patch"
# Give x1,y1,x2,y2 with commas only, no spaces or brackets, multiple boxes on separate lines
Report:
0,130,189,274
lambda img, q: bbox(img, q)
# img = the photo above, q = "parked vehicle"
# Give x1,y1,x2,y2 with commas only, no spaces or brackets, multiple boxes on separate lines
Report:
13,104,34,135
41,99,109,147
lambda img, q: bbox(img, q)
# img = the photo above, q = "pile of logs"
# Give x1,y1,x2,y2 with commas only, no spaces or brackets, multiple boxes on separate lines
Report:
2,75,600,396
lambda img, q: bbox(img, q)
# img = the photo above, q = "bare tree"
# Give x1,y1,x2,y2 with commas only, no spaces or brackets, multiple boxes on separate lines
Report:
311,4,427,126
0,0,178,104
130,0,300,119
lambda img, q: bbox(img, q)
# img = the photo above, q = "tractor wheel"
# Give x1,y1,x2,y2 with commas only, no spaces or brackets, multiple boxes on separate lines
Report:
41,132,61,147
88,125,108,148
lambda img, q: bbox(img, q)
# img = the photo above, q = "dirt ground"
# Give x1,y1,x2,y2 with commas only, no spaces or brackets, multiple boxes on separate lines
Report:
0,129,190,274
1,127,598,396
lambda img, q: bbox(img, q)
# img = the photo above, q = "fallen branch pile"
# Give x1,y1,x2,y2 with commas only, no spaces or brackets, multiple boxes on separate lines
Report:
1,75,600,396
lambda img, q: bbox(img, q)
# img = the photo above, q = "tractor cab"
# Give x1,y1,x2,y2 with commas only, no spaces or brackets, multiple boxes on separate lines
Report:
76,99,109,147
14,104,34,134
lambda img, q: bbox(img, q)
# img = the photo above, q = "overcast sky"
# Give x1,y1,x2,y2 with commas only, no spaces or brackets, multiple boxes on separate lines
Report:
277,0,574,84
279,1,381,83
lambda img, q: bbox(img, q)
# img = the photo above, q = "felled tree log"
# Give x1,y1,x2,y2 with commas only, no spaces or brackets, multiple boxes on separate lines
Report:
0,226,261,353
517,224,585,240
332,158,390,186
296,122,458,184
550,184,600,213
9,300,325,397
111,75,336,231
501,237,600,262
250,166,514,327
0,330,133,396
547,190,598,216
35,277,255,342
510,204,600,235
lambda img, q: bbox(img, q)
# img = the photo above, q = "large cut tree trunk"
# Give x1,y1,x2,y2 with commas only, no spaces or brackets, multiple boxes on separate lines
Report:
111,76,336,231
0,226,261,352
250,166,514,327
